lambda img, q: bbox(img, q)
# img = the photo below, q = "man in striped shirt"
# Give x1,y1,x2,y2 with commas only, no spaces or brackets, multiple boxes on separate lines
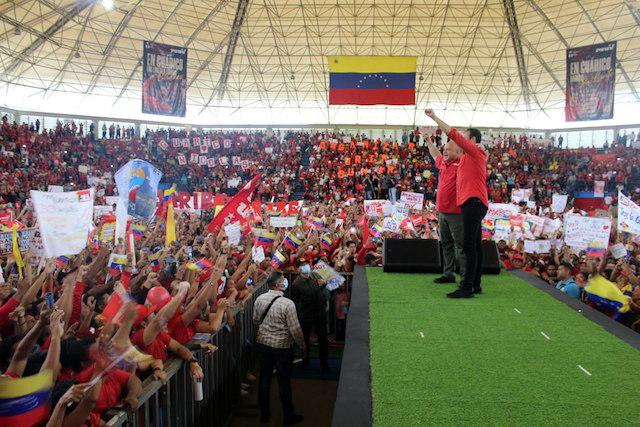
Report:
253,271,306,425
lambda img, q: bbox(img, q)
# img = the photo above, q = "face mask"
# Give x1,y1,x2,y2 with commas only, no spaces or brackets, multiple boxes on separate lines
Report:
282,278,289,290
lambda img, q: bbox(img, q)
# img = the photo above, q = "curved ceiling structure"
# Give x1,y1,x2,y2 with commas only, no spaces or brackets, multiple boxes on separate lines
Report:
0,0,639,126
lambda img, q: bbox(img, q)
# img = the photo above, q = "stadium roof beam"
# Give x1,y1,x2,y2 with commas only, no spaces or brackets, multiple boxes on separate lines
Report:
574,0,640,102
208,0,251,105
1,0,93,80
46,3,96,92
0,13,63,48
84,0,144,94
623,0,640,27
187,0,234,88
502,0,534,112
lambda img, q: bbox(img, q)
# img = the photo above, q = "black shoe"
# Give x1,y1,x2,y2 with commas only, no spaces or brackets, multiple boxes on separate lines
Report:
433,275,456,284
284,414,304,426
473,287,482,295
259,414,271,424
447,288,474,298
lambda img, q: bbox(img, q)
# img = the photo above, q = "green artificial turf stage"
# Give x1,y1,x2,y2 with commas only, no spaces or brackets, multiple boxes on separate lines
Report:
367,269,640,426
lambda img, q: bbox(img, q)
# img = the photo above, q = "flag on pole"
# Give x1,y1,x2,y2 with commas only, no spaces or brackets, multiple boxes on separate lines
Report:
283,234,302,250
207,175,262,232
271,251,287,270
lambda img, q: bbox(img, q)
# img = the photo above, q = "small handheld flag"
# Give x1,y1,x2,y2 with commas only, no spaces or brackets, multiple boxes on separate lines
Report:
320,235,333,250
0,370,52,426
255,231,277,247
271,251,287,270
283,234,302,250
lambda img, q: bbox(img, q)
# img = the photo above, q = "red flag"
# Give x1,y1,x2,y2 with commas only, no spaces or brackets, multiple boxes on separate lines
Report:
207,174,262,232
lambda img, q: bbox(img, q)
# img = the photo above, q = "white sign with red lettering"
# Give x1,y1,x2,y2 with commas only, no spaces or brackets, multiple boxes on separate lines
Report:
486,203,520,219
400,191,424,210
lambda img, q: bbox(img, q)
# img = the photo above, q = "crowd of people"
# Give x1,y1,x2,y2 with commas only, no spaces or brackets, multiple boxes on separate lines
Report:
2,113,640,424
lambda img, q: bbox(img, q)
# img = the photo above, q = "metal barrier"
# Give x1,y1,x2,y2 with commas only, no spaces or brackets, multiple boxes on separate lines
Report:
104,271,353,426
105,281,267,427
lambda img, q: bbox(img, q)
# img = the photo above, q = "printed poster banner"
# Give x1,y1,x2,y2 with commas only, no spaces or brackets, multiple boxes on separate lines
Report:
594,180,605,198
618,191,640,235
565,41,616,121
31,188,95,258
564,215,611,250
0,228,38,254
114,159,162,221
142,40,187,117
269,216,297,228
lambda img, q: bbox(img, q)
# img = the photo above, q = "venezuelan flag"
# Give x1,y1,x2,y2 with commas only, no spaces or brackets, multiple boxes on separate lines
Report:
320,235,333,250
271,251,287,270
131,224,146,239
370,223,384,237
306,217,325,231
584,275,630,319
187,258,212,271
256,231,277,247
109,253,128,276
55,256,70,269
283,234,302,250
0,370,52,426
148,251,161,271
328,56,416,105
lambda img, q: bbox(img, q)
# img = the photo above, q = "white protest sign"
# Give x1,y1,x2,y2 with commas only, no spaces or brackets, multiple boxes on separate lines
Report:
524,240,552,254
105,196,119,206
334,218,344,229
618,191,640,235
542,217,562,236
525,214,546,237
312,261,345,291
400,191,424,210
93,205,114,222
382,217,399,232
511,189,532,203
224,222,241,245
251,245,265,263
31,188,95,258
269,216,297,228
364,200,391,217
610,242,627,259
486,203,520,220
594,180,605,198
48,185,64,193
551,194,568,213
564,215,611,250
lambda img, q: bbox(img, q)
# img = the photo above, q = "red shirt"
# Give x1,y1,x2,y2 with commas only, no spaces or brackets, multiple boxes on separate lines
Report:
168,311,199,345
131,329,172,362
434,155,461,214
447,128,489,207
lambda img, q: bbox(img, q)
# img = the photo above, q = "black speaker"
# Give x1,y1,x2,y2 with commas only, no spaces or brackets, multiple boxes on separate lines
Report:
383,238,442,273
482,240,501,274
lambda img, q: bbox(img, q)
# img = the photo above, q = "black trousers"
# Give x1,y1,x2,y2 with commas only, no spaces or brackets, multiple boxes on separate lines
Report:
257,343,295,420
461,198,488,290
300,316,329,368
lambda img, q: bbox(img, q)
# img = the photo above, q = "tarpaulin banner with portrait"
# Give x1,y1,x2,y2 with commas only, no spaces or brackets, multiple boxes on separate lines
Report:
142,41,187,117
565,41,616,121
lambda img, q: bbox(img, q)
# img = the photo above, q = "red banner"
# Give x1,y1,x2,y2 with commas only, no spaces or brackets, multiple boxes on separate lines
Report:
207,175,262,232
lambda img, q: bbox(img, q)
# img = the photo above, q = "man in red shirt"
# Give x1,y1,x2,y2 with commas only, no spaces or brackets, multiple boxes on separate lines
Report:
426,109,489,298
425,137,465,284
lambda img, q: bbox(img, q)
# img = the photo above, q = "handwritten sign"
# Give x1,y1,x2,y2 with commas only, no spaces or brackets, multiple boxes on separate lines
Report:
31,189,95,258
400,191,424,210
551,194,568,213
524,240,552,254
564,215,611,250
486,203,520,220
618,191,640,235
